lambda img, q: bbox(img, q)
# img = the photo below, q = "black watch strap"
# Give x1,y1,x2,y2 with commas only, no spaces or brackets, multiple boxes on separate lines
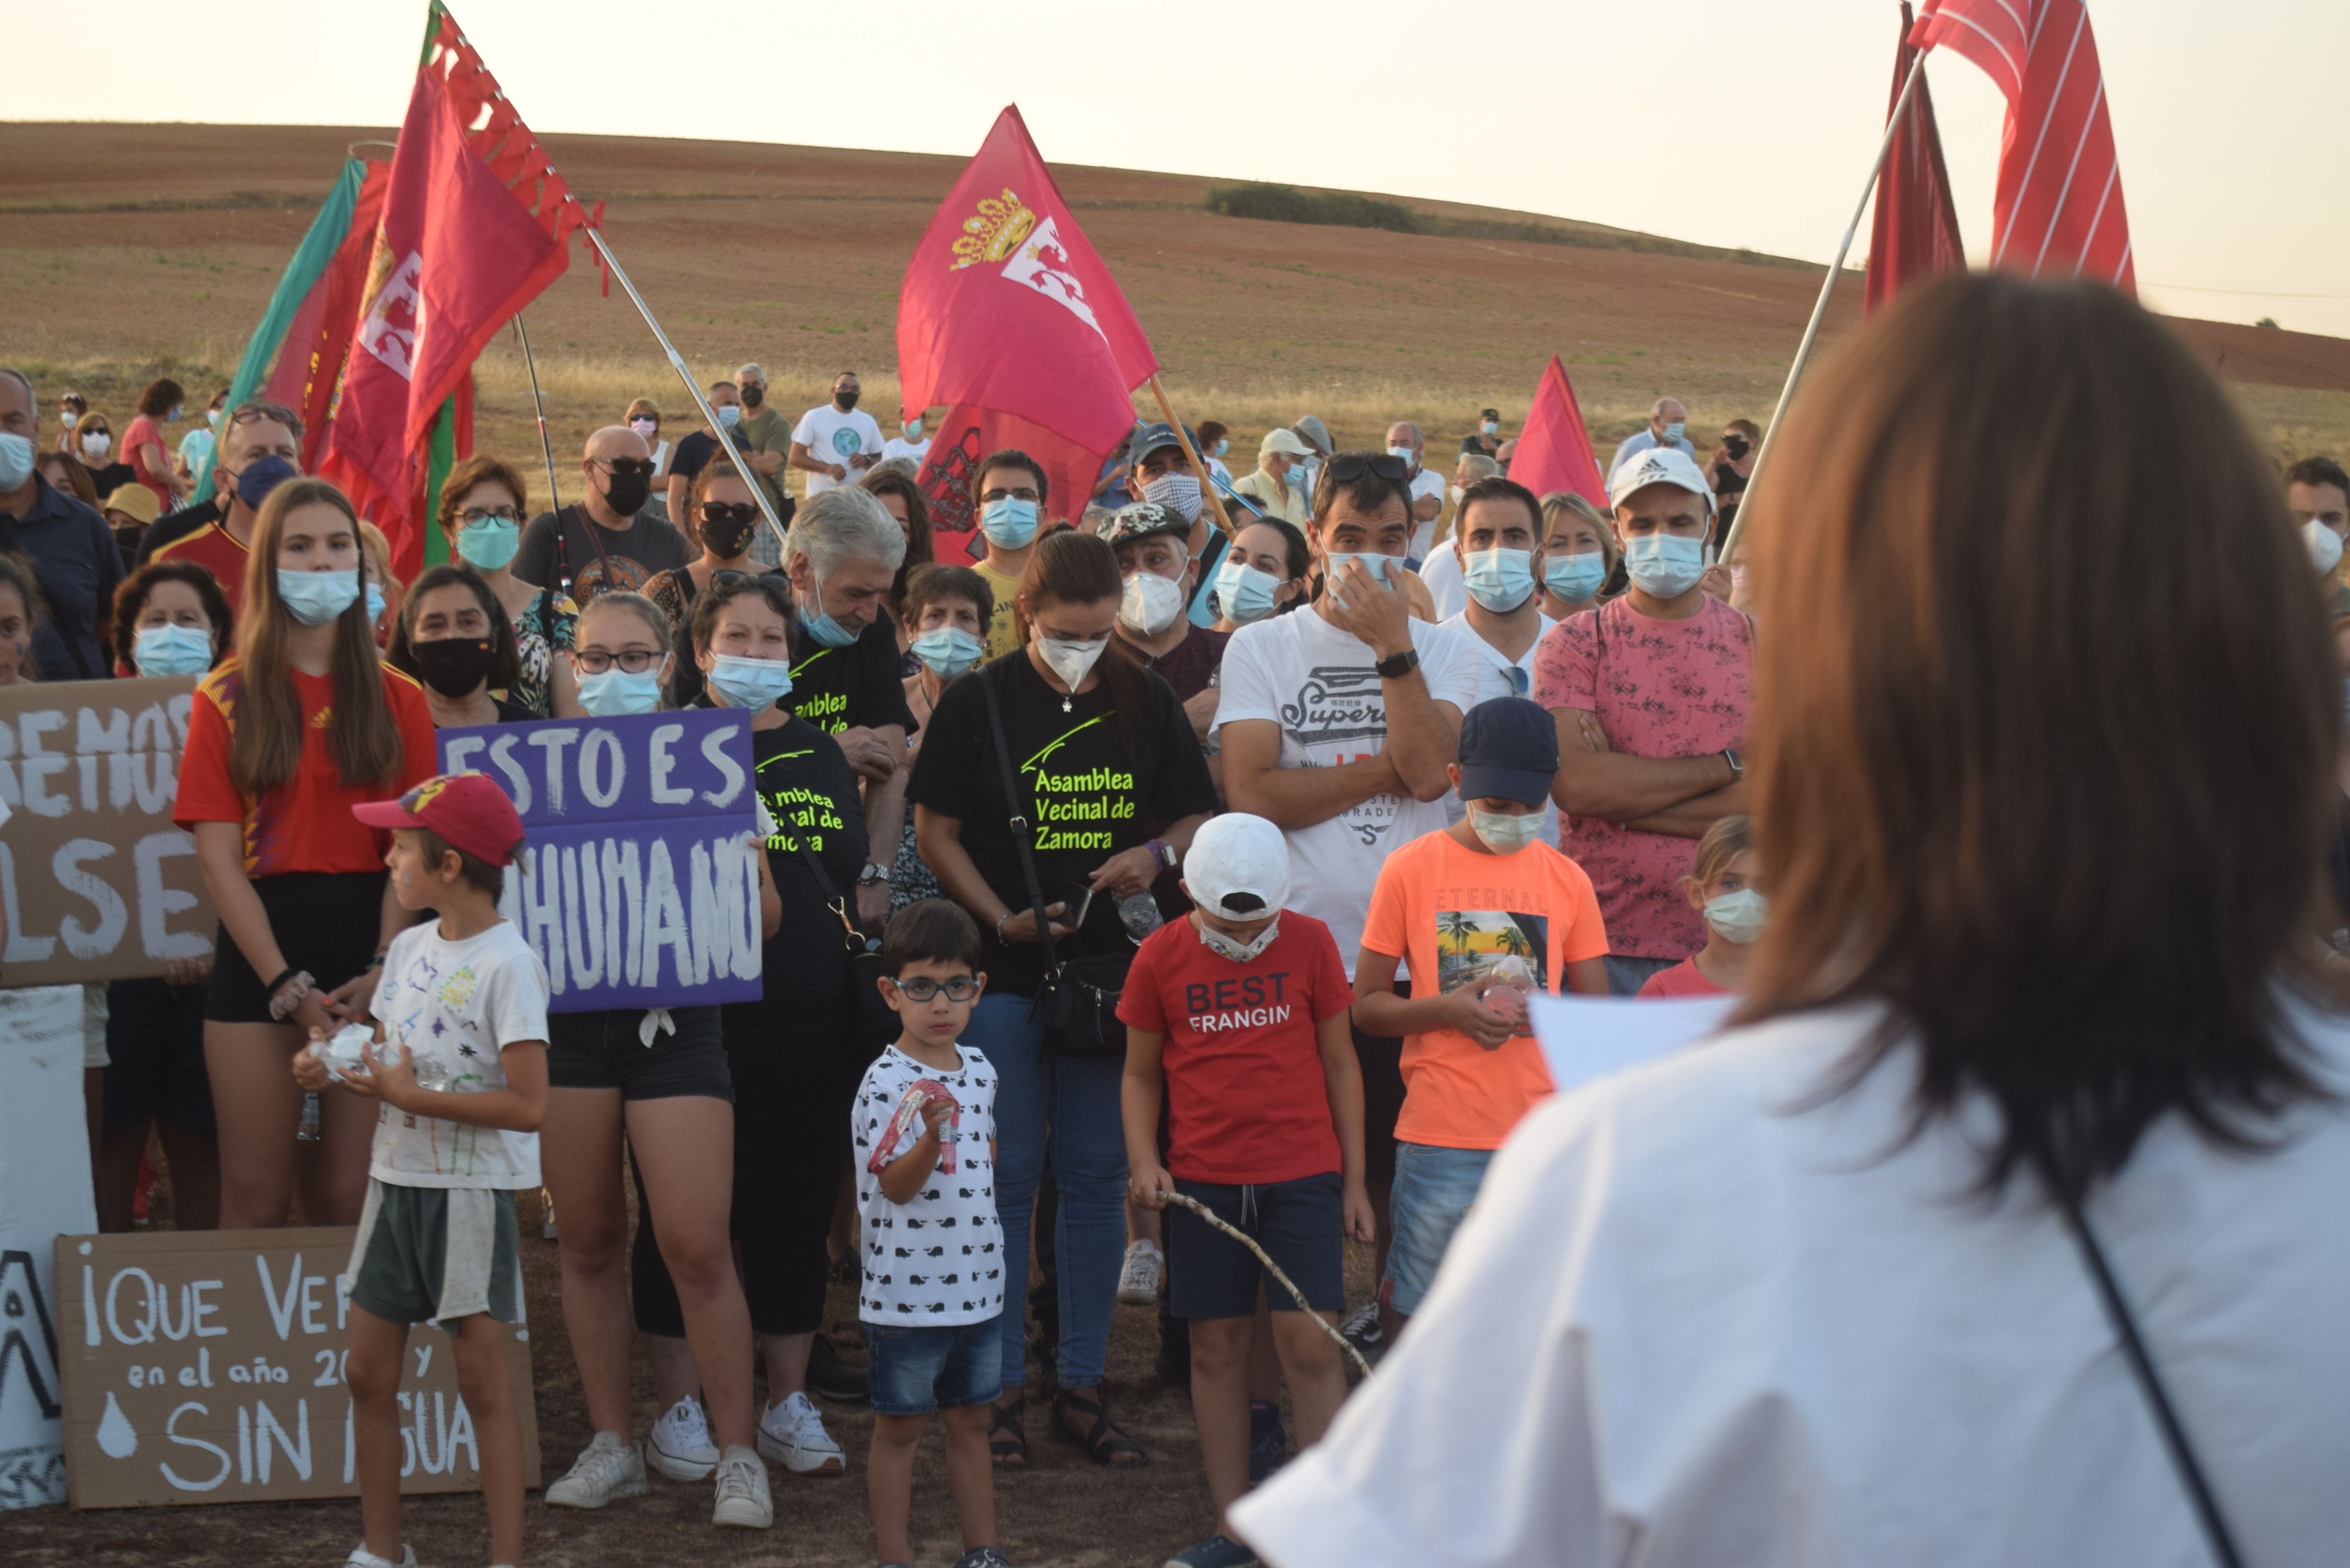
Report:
1374,645,1420,680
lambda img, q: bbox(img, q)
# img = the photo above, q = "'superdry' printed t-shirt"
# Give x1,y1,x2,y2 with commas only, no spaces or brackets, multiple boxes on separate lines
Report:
1214,608,1482,978
907,650,1218,997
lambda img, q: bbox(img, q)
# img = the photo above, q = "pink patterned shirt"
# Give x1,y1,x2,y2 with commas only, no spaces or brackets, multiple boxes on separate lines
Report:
1531,596,1754,960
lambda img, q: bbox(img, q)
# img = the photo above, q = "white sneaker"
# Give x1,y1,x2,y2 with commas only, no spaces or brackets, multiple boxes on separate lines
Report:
648,1395,720,1481
756,1389,845,1475
1118,1238,1165,1305
711,1444,773,1528
544,1431,647,1508
341,1547,417,1568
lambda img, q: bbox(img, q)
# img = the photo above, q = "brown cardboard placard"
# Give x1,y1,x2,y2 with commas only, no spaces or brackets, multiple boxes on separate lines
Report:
0,675,215,985
53,1228,540,1509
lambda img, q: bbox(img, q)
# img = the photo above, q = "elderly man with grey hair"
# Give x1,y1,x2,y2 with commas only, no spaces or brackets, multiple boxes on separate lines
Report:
783,483,916,928
1385,419,1448,561
1608,395,1695,479
730,361,794,565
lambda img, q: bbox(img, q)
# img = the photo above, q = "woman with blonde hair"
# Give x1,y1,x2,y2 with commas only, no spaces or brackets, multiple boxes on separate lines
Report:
1535,491,1618,619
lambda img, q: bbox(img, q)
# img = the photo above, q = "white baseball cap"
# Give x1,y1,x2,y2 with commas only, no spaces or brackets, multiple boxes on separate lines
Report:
1259,427,1316,460
1183,813,1290,919
1608,445,1716,512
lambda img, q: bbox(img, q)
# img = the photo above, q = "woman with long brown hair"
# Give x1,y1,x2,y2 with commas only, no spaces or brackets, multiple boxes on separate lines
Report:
1236,275,2350,1565
174,478,436,1230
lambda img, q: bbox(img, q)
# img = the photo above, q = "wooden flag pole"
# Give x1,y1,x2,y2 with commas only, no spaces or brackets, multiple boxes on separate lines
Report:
1718,48,1928,566
1146,374,1237,540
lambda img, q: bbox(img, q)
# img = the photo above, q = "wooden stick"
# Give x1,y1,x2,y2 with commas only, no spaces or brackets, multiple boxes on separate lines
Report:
1154,1189,1374,1381
1146,374,1237,540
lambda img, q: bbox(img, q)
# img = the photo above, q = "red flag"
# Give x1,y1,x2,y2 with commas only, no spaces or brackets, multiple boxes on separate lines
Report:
1506,358,1608,513
1911,0,2133,295
915,404,1110,565
1865,3,1965,316
898,106,1157,525
318,2,593,574
266,160,392,470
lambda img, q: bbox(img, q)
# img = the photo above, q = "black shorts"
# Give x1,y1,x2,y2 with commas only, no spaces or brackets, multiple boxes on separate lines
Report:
205,872,387,1024
1353,989,1407,1187
103,978,214,1138
1166,1172,1346,1320
546,1005,731,1101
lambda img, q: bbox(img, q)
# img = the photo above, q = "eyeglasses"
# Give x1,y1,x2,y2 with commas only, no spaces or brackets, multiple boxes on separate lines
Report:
1324,453,1411,484
458,506,521,525
700,502,761,526
981,486,1041,503
593,457,658,478
891,976,978,1002
570,648,662,674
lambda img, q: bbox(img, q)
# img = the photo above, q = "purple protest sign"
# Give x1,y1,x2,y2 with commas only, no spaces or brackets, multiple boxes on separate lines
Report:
438,710,761,1013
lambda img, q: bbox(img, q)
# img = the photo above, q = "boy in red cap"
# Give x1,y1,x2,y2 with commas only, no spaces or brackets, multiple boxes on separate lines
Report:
294,772,550,1568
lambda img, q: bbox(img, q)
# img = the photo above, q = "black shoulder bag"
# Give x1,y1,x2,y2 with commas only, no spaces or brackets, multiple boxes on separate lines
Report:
789,837,898,1059
978,666,1130,1059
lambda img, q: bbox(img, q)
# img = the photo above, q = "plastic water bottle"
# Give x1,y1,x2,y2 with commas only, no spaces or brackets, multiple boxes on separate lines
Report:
296,1093,321,1143
1119,893,1164,943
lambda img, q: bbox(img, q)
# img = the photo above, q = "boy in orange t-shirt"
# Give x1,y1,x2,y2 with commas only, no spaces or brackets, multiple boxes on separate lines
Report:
1354,697,1609,1346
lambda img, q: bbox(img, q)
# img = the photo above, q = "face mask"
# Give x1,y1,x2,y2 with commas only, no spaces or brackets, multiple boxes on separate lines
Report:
835,390,860,411
1120,571,1186,637
1198,914,1281,964
1386,444,1416,466
598,466,651,517
1213,559,1281,624
234,453,297,512
1213,439,1229,458
1722,434,1751,459
1703,887,1768,944
628,417,657,439
577,665,664,717
1481,420,1500,437
0,431,32,491
60,411,79,431
740,385,764,409
412,636,493,698
1449,483,1466,506
904,420,923,440
80,433,112,460
132,622,215,677
1320,551,1397,606
1623,532,1707,598
278,568,361,627
1545,551,1608,604
206,408,222,429
168,404,183,422
1140,470,1203,522
700,511,761,559
980,496,1039,549
1663,420,1687,444
1462,547,1537,613
1468,804,1546,855
457,515,522,571
799,574,862,649
912,626,984,678
1289,459,1317,495
1037,635,1107,690
717,403,743,429
365,583,387,623
707,651,794,709
2306,517,2345,575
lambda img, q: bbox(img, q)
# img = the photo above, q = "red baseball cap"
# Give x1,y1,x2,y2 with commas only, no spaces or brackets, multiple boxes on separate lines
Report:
352,773,526,867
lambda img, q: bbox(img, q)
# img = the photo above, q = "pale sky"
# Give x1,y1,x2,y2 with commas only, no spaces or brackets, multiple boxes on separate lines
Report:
14,0,2347,338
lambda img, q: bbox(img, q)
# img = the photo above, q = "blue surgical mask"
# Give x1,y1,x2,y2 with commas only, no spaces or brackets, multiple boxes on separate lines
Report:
1290,459,1317,494
0,431,32,492
577,665,664,716
1544,551,1608,604
1213,439,1228,458
457,515,522,572
206,408,221,429
168,403,183,422
1386,444,1416,465
1462,547,1537,613
132,622,216,677
365,584,386,623
707,652,793,710
1622,532,1707,598
1663,420,1687,444
278,568,361,627
1212,559,1281,625
980,496,1039,549
911,626,984,677
1320,552,1397,606
904,420,924,440
234,454,298,512
800,578,861,649
717,403,742,430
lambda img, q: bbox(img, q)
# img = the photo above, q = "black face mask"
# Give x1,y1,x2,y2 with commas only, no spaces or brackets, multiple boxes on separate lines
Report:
412,637,493,698
1723,434,1752,459
834,390,860,411
700,509,761,559
740,384,765,409
600,468,652,517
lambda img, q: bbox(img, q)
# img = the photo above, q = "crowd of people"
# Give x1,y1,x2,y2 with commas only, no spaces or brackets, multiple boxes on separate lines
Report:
3,289,2347,1568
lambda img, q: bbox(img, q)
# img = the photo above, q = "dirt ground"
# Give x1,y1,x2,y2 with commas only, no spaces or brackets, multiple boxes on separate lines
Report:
9,1171,1370,1566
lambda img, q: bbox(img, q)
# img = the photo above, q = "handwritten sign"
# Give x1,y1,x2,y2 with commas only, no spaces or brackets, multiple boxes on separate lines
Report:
0,677,214,986
440,709,762,1013
0,988,96,1508
53,1228,539,1509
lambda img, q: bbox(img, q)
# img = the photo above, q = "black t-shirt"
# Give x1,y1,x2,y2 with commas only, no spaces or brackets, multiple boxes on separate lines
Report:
671,429,723,487
732,711,868,1014
907,650,1218,996
136,498,222,566
515,503,688,601
789,609,918,740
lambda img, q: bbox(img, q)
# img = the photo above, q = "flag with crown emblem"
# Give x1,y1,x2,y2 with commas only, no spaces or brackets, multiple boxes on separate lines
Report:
899,106,1157,531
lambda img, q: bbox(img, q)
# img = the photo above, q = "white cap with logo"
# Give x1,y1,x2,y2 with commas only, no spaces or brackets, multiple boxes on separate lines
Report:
1183,813,1291,919
1609,445,1716,511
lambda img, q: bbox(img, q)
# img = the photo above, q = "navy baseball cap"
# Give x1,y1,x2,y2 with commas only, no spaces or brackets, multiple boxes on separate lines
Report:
1132,421,1191,464
1457,697,1560,808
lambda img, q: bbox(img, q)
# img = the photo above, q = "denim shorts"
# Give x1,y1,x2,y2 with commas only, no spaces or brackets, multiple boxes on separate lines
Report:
865,1316,1004,1416
1166,1173,1345,1321
1381,1142,1496,1318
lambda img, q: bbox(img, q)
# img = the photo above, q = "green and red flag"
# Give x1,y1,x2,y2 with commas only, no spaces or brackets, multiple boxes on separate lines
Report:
317,1,596,577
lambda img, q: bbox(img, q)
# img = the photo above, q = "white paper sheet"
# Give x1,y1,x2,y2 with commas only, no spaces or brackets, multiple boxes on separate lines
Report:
1528,989,1736,1095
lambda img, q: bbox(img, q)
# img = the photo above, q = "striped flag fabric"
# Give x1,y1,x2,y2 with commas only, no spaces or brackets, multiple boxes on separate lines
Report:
1910,0,2134,296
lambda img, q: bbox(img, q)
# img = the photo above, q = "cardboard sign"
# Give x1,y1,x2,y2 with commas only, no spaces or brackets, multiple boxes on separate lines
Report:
0,676,214,986
0,987,97,1509
53,1228,539,1509
440,708,762,1012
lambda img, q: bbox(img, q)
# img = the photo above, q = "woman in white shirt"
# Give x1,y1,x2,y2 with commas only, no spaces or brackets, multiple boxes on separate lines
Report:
1237,273,2350,1567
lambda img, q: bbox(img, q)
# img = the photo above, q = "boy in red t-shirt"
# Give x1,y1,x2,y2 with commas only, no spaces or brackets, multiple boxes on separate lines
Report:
1120,813,1371,1568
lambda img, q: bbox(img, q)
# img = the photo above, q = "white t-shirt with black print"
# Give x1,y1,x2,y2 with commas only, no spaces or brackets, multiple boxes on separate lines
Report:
365,919,550,1189
853,1043,1004,1327
1214,607,1481,978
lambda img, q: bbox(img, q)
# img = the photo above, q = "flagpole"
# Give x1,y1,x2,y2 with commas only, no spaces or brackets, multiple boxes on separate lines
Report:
512,313,563,516
1718,49,1928,565
1146,375,1237,540
584,228,792,555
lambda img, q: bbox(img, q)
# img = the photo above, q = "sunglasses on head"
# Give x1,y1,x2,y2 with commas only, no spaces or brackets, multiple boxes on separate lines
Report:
700,502,761,525
1324,453,1411,484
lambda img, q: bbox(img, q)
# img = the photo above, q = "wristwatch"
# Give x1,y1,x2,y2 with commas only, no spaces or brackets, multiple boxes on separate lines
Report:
1374,647,1420,680
1722,748,1744,783
1145,838,1179,871
856,862,892,887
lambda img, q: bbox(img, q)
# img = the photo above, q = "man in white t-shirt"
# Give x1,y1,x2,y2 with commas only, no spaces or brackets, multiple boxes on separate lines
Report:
1384,421,1448,564
1419,453,1501,621
1436,475,1558,842
879,410,931,472
790,371,884,498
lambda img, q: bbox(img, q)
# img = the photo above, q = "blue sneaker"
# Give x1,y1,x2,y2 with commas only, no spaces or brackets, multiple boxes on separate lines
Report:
1247,1400,1289,1484
1166,1534,1260,1568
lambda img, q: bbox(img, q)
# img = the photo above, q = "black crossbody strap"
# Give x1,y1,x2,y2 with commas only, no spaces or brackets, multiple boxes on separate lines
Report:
2043,1160,2245,1568
788,837,862,950
978,667,1059,975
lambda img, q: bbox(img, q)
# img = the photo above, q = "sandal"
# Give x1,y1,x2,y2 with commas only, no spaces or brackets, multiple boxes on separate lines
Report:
988,1394,1027,1468
1053,1387,1147,1467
